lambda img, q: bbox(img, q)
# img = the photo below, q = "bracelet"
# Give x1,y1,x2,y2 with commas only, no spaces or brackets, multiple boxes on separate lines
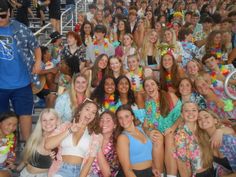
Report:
67,127,72,135
223,99,234,112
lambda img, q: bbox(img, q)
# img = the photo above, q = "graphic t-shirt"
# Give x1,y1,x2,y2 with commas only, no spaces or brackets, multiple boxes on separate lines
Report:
0,25,30,89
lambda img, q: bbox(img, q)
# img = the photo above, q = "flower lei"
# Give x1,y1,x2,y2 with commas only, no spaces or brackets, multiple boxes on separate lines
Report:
0,133,15,155
210,64,229,87
165,71,172,88
146,98,160,130
103,94,117,113
130,66,143,92
210,46,222,60
93,38,109,57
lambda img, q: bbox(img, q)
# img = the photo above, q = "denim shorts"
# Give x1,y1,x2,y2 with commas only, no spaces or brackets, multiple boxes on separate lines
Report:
53,162,81,177
20,167,48,177
0,84,33,115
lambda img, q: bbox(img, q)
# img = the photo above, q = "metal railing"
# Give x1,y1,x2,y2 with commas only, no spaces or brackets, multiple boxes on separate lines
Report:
224,69,236,100
34,23,52,46
60,7,74,34
75,0,87,24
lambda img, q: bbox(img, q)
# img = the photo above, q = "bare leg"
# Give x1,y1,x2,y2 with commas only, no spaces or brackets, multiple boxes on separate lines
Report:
50,18,60,32
19,115,32,141
152,133,164,174
0,171,11,177
165,132,177,176
45,93,57,108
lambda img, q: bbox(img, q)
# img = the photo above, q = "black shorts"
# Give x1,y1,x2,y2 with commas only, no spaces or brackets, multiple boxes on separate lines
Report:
116,167,153,177
49,10,61,20
36,89,50,99
196,167,215,177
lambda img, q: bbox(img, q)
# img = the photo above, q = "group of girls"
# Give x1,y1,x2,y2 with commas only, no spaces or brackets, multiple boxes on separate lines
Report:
1,85,235,177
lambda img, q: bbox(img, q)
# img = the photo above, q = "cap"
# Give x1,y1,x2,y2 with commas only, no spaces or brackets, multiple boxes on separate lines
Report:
50,31,63,43
0,0,9,13
94,24,107,34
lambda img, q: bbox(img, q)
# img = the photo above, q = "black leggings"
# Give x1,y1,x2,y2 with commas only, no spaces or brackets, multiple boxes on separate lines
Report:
117,167,153,177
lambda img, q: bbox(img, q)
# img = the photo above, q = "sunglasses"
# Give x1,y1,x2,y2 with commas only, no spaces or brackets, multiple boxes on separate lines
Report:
0,14,7,19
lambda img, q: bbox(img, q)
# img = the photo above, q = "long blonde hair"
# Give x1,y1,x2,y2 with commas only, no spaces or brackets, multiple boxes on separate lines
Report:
195,109,222,169
141,29,160,66
69,73,90,112
23,109,60,164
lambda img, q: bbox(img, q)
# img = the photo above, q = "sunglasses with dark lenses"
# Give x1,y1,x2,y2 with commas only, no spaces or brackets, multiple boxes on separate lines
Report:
0,14,7,19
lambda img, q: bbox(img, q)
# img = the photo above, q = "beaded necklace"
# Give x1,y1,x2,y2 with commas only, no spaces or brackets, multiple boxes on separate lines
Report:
165,71,172,88
146,97,160,129
0,133,15,155
210,46,222,60
210,64,229,87
103,94,117,113
93,38,109,57
129,66,143,92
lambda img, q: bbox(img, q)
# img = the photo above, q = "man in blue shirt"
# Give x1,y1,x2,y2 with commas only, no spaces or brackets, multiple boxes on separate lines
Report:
0,0,41,141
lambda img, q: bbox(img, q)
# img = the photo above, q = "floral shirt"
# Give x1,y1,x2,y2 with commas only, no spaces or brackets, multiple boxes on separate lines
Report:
60,45,86,65
10,20,40,87
181,41,198,68
181,92,206,110
174,124,202,177
220,134,236,172
207,87,236,119
91,138,120,177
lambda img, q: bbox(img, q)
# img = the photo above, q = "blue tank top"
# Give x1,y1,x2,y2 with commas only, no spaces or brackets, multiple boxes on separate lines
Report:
123,127,152,165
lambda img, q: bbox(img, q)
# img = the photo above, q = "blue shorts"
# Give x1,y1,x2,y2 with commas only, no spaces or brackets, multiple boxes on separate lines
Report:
0,85,33,116
53,162,81,177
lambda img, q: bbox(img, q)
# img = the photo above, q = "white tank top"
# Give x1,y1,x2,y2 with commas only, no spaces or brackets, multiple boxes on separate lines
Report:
61,128,91,158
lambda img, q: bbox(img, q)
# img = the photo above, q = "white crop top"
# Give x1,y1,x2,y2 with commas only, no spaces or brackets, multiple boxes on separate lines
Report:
61,128,91,158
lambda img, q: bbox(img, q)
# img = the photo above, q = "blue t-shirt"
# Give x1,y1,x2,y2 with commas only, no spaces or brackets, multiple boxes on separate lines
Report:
0,25,30,89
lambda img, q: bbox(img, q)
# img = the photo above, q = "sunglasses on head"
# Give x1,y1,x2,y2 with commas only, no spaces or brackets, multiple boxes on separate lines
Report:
0,14,7,19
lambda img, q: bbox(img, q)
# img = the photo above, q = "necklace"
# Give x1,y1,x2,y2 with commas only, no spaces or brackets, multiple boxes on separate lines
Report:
165,71,172,88
103,94,117,113
209,64,229,87
146,97,160,129
130,66,143,92
0,133,15,155
210,46,222,60
93,38,109,57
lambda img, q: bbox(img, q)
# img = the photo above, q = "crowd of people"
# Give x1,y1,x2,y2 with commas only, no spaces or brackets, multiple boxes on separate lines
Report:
0,0,236,176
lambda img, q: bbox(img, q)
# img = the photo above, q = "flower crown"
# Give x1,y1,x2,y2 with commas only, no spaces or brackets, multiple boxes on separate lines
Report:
173,11,183,18
158,43,175,56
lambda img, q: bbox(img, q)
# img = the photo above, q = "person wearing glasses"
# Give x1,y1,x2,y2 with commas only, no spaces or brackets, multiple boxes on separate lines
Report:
0,0,41,141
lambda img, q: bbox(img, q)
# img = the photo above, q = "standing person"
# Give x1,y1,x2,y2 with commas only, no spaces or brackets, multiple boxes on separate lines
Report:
9,0,31,27
48,0,61,32
0,0,41,141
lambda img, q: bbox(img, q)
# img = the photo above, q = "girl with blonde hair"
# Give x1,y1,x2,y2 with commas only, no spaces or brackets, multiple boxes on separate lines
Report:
55,73,90,122
19,109,61,177
162,28,184,66
175,102,215,177
197,109,236,177
140,29,160,72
